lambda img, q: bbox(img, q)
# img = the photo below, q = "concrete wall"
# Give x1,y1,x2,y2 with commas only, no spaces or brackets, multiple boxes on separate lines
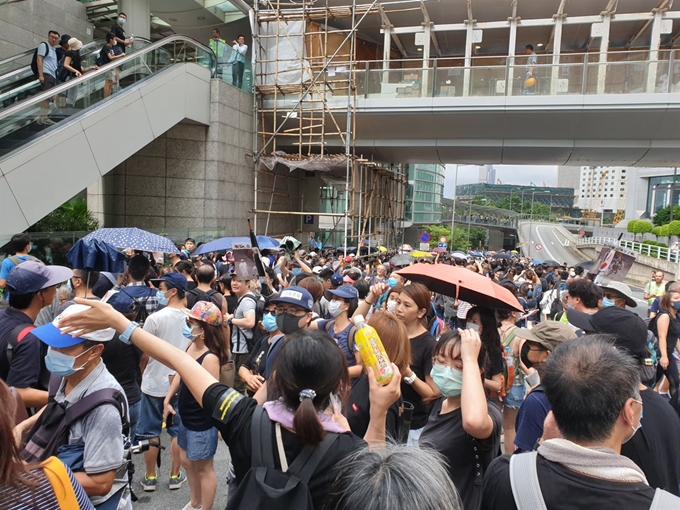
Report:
0,0,92,60
94,80,256,234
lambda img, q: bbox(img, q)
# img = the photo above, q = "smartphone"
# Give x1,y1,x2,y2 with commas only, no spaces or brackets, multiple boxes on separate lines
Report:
330,393,342,414
165,414,174,429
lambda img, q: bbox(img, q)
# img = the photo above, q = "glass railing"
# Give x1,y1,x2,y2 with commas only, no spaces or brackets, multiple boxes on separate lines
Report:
210,42,253,92
292,49,679,101
0,37,154,109
0,35,216,159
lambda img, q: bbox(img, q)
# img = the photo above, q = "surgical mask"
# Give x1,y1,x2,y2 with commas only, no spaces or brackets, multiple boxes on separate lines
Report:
622,401,643,444
182,322,199,340
118,17,126,25
113,40,117,46
673,301,680,311
569,271,575,277
466,323,480,332
386,300,397,313
262,312,278,332
387,277,397,288
603,297,616,308
276,313,305,335
328,299,344,318
292,268,302,276
430,364,463,397
527,290,533,298
156,290,169,306
45,346,94,377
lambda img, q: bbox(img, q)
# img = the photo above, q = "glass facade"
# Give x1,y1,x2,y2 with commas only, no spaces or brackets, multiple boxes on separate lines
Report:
647,175,680,216
405,164,445,224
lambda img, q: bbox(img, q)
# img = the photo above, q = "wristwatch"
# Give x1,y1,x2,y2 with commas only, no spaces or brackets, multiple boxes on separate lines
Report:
120,321,140,344
403,373,417,385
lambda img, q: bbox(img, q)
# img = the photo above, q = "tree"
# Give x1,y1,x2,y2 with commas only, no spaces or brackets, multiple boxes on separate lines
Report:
668,220,680,237
638,220,653,237
653,205,680,226
652,226,662,238
29,197,99,233
627,220,640,240
659,224,670,238
423,225,452,249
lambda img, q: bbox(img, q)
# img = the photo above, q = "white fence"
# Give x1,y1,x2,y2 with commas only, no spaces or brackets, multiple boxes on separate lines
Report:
576,237,680,263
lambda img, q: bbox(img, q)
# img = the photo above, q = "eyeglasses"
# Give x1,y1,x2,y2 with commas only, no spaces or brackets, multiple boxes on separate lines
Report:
275,307,307,317
264,310,276,316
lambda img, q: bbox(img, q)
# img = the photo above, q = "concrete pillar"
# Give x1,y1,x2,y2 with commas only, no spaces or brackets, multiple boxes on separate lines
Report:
647,10,663,93
550,15,564,95
382,25,391,85
422,23,431,96
118,0,151,40
596,14,611,95
506,18,518,96
463,22,473,96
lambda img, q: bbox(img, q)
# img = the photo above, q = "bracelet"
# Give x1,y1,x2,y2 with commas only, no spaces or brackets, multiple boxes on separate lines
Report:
403,373,417,385
120,321,139,344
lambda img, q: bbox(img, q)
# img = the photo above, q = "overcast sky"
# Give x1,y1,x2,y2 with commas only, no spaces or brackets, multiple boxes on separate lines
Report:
443,164,558,198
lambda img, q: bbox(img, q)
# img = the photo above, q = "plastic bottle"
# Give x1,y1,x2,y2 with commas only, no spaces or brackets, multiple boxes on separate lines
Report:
353,314,394,386
505,346,515,388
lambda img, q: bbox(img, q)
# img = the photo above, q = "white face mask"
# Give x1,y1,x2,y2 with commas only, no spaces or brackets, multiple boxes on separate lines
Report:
386,300,397,313
328,299,344,318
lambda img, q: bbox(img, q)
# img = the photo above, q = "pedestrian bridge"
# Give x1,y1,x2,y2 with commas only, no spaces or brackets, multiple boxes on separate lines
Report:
264,49,680,166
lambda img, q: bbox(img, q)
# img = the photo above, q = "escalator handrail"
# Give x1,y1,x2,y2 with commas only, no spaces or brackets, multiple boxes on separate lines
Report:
0,49,33,68
0,35,216,122
0,37,153,83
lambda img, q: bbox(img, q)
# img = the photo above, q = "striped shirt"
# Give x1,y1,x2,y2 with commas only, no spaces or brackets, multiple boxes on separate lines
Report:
0,463,94,510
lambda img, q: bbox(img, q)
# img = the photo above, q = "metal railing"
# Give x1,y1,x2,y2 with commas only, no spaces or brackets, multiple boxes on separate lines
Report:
576,236,680,263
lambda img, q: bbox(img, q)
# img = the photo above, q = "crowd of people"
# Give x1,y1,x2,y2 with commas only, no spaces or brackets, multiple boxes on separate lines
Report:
1,231,680,510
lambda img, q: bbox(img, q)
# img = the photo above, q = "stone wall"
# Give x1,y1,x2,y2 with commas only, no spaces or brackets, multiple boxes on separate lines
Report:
0,0,92,60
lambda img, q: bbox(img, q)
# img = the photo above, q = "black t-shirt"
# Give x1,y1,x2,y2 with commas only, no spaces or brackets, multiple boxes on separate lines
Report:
347,373,400,440
481,453,656,510
420,398,502,510
99,44,115,65
242,334,281,377
225,294,239,314
402,331,437,429
111,25,126,53
621,388,680,495
102,334,142,405
202,383,366,509
0,308,49,391
64,50,82,74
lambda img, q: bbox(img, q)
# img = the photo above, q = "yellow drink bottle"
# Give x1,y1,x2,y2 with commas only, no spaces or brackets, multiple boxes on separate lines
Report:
353,314,394,386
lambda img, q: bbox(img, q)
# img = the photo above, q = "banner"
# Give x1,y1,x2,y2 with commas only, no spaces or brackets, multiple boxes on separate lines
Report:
592,243,637,284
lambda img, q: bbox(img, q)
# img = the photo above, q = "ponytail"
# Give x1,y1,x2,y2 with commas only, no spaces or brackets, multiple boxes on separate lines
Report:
293,395,325,446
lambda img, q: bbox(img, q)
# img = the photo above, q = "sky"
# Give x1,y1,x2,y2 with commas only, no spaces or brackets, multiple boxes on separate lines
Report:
443,164,558,199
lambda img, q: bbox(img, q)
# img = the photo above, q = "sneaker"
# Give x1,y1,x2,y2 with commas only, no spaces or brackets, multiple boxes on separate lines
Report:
37,117,56,126
181,503,202,510
169,470,187,490
141,474,157,492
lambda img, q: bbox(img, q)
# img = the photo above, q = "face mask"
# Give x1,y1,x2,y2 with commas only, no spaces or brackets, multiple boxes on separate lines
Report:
292,268,302,276
118,17,126,25
156,290,169,306
569,271,575,277
387,277,397,288
113,40,117,46
466,323,479,332
566,301,574,311
622,402,643,444
520,342,533,368
262,312,278,332
328,299,344,318
276,313,305,335
527,291,533,298
386,300,397,313
603,297,616,308
45,346,93,377
430,364,463,397
183,322,199,340
673,301,680,311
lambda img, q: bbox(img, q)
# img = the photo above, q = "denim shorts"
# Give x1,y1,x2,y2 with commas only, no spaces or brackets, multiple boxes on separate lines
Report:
136,393,180,440
504,383,527,409
178,424,218,461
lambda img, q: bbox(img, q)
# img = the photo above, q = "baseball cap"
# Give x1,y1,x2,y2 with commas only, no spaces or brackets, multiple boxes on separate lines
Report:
59,34,71,45
514,321,577,351
184,301,223,326
576,307,648,360
105,290,136,314
325,285,359,301
330,274,343,287
598,280,637,308
149,272,188,291
270,286,314,312
6,261,72,294
344,256,353,263
564,309,597,332
312,266,323,275
33,304,116,348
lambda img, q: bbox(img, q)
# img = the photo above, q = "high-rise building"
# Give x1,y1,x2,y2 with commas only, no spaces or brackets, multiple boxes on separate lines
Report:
575,166,628,213
478,165,496,184
405,164,445,224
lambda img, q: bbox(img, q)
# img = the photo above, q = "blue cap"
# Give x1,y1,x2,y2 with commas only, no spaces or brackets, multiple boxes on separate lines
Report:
330,273,343,287
33,304,116,348
149,272,188,291
326,285,359,300
106,290,136,314
270,286,314,311
6,261,72,294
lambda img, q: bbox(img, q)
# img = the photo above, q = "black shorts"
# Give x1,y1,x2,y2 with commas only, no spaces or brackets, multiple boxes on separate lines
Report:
42,74,56,91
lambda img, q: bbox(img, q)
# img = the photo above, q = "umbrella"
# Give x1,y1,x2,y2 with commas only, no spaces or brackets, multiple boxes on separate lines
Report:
575,260,595,270
376,246,387,253
510,250,519,254
492,253,512,260
389,253,415,267
83,228,179,254
532,259,543,265
543,260,560,267
469,251,483,257
396,263,524,312
450,252,468,260
431,247,447,254
194,236,280,255
400,244,413,252
66,239,126,273
281,236,302,252
411,251,433,258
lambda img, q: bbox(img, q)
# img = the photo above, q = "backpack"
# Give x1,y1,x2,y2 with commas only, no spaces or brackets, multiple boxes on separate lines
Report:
1,255,41,302
234,294,264,351
227,406,338,510
119,288,152,326
56,54,68,82
4,324,36,367
323,320,358,363
549,288,563,319
187,288,223,310
30,42,50,77
21,377,128,463
509,451,679,510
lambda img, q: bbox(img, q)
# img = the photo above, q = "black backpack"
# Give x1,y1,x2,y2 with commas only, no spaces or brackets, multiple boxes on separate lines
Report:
187,288,223,310
227,406,338,510
30,42,50,77
21,377,128,463
549,288,563,319
119,288,152,326
234,294,265,350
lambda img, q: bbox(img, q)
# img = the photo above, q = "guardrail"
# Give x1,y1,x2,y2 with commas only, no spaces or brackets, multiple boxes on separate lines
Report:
576,236,680,263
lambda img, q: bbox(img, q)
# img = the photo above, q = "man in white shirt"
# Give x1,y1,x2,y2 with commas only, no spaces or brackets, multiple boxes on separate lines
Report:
136,273,188,492
230,35,248,89
524,43,537,94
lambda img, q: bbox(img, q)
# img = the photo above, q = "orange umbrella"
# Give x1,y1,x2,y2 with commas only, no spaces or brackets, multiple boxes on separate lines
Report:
396,263,524,312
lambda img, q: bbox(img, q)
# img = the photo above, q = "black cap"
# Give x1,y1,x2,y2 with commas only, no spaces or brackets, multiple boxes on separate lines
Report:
60,34,71,45
570,307,648,360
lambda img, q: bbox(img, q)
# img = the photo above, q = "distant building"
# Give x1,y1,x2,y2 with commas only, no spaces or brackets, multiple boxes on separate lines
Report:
573,166,627,214
405,164,445,224
479,165,496,184
455,183,575,211
624,167,680,220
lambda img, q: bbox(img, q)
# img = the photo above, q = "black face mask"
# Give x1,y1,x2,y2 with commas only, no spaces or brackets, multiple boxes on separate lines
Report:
276,313,305,335
521,342,533,369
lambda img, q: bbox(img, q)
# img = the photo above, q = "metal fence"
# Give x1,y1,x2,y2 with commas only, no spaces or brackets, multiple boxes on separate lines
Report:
576,236,680,263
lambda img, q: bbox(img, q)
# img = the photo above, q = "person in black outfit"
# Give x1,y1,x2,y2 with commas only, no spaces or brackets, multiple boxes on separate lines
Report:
238,299,281,395
650,286,680,407
111,13,132,54
58,304,402,510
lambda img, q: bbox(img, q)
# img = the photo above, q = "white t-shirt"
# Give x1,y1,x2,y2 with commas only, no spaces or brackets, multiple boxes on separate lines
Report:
140,307,189,397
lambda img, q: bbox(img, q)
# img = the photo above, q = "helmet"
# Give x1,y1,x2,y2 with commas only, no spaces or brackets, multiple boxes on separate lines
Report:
525,77,536,87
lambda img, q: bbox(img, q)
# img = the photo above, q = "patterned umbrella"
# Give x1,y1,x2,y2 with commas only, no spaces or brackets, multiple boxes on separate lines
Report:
194,236,280,255
83,228,179,254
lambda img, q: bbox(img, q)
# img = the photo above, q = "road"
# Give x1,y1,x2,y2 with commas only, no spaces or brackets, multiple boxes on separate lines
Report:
520,222,649,316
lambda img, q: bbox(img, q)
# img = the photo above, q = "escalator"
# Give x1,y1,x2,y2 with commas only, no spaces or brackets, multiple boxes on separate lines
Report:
0,37,153,109
0,35,217,239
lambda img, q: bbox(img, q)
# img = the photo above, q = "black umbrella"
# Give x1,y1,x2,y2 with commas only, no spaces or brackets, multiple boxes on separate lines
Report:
66,239,126,273
389,253,415,267
492,253,512,260
543,259,560,267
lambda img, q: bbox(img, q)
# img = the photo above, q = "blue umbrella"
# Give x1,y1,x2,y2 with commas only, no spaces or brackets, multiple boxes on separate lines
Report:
66,239,126,273
194,236,280,255
83,228,179,254
470,251,483,257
